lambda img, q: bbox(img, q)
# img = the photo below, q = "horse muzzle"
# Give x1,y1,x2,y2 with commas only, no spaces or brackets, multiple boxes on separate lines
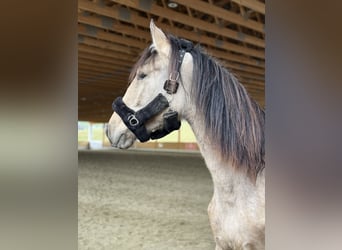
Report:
106,114,136,149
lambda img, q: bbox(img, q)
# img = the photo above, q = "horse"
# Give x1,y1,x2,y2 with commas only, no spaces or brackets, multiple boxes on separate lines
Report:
106,20,265,250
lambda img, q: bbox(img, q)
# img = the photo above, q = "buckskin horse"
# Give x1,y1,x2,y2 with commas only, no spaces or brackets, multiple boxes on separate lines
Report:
106,20,265,250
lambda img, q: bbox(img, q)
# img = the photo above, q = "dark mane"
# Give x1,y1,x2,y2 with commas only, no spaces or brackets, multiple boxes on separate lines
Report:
168,35,265,178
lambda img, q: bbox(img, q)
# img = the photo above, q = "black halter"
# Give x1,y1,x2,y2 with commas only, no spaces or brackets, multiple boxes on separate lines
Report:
112,39,193,142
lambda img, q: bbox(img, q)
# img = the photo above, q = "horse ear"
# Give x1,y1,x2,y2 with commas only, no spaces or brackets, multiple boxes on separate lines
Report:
150,19,169,54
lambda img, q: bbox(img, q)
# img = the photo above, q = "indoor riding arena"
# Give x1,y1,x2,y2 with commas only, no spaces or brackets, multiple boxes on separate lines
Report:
78,0,265,249
78,149,215,249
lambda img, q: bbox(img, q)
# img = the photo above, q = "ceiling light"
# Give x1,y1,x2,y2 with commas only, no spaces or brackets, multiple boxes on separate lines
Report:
167,1,178,8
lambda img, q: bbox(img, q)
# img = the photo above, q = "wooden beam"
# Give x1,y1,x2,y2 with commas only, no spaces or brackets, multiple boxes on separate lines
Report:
79,71,127,82
78,14,150,41
241,79,264,86
79,54,132,66
78,106,113,112
78,0,264,59
245,91,263,98
80,24,264,69
79,63,128,74
79,52,133,66
78,110,113,117
79,69,129,81
78,101,115,108
78,13,264,68
79,83,124,90
79,86,122,95
78,101,117,108
79,58,128,71
232,70,264,81
78,115,112,122
243,85,264,92
231,0,265,15
78,35,138,55
80,34,264,76
78,44,136,62
78,105,112,111
78,99,118,107
78,98,115,105
78,113,112,121
79,76,127,85
79,12,265,68
78,23,147,49
79,80,125,87
79,54,132,68
79,10,265,67
224,61,264,75
78,59,129,72
79,74,128,83
112,0,264,48
241,85,264,91
79,68,129,78
79,81,120,87
78,113,112,120
172,0,264,33
79,67,129,76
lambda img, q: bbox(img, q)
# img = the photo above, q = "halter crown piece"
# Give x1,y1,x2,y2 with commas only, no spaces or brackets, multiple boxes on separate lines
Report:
112,39,193,142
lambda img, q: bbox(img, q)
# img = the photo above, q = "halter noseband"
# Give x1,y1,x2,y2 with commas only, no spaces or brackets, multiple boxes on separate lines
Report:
112,39,193,142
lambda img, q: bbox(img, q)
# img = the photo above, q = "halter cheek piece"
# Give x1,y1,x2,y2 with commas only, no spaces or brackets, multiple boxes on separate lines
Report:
112,38,193,142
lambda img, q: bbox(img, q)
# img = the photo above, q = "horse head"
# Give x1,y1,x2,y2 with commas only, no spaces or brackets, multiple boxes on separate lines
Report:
107,20,193,148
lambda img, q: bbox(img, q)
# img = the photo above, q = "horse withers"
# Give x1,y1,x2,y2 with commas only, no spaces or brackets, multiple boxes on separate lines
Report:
107,20,265,250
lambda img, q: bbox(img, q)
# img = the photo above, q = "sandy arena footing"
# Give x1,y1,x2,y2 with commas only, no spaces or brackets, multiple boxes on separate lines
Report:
78,149,215,249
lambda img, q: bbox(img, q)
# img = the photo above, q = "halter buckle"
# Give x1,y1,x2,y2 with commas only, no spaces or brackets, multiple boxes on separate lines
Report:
164,80,179,94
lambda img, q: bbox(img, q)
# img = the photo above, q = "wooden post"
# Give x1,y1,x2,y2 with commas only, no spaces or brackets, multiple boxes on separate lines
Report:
178,123,181,149
88,122,93,148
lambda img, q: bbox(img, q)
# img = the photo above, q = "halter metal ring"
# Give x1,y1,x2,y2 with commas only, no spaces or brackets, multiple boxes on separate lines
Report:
127,114,139,126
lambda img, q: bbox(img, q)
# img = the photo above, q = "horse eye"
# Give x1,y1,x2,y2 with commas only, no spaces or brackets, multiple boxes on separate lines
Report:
137,73,147,80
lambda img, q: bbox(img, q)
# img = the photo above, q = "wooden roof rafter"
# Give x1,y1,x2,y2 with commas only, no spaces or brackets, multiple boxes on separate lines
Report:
78,0,265,122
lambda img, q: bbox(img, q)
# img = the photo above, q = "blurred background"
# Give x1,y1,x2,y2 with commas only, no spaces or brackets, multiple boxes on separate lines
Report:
1,0,341,250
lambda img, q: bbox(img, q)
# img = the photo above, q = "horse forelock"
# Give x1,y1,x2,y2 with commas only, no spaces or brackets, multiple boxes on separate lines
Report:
166,35,265,179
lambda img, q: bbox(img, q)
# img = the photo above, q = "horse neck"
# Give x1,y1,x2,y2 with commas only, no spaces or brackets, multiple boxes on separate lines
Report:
183,102,264,207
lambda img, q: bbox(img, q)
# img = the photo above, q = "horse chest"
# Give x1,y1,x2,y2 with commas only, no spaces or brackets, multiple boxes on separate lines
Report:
208,192,264,250
209,201,244,247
